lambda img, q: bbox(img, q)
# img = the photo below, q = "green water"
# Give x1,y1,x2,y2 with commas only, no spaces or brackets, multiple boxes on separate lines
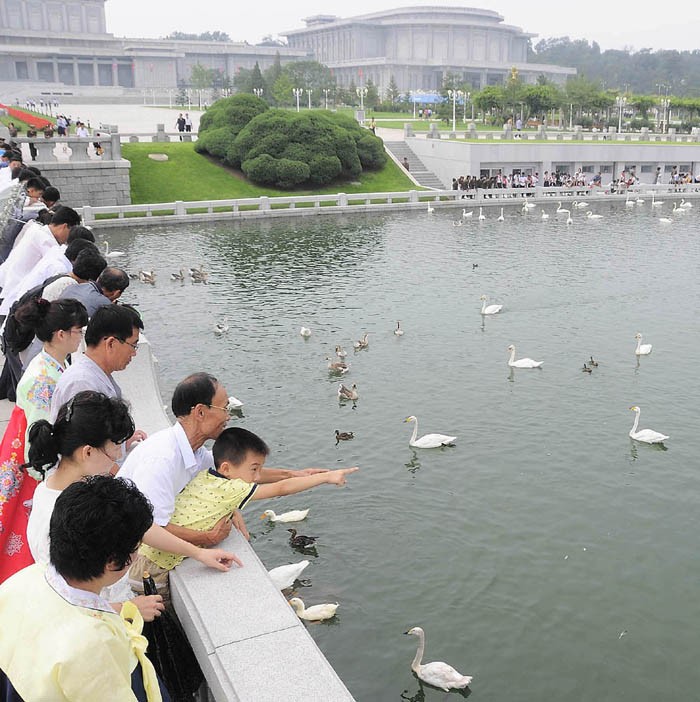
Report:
109,200,700,701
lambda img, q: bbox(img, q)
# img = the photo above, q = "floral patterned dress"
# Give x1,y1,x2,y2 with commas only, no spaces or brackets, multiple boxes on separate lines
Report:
0,351,64,583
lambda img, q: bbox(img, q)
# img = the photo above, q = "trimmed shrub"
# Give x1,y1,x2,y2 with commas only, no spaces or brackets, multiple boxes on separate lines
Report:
197,126,236,159
241,154,279,186
356,134,387,170
309,155,342,185
275,159,311,189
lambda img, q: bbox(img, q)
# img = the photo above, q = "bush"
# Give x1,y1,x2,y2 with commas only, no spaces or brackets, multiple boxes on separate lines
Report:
241,154,279,185
275,159,311,189
309,155,342,185
356,134,387,170
197,126,236,159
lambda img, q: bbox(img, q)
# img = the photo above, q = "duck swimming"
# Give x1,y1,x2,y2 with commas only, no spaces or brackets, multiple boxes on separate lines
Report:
287,528,318,549
335,430,354,442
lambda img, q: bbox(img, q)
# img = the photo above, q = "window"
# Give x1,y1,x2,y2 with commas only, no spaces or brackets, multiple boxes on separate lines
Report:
601,165,612,174
640,165,653,173
581,165,594,173
15,62,28,80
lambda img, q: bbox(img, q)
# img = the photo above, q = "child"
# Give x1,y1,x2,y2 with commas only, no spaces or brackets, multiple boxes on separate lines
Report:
131,427,358,600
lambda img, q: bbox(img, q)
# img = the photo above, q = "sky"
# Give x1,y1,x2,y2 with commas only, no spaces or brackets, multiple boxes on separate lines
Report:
105,1,700,52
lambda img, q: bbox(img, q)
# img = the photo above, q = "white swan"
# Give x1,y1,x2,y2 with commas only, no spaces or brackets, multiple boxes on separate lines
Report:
507,344,543,368
404,415,456,448
634,333,652,355
268,560,310,590
629,406,669,444
394,321,404,336
659,217,673,224
260,509,309,523
497,207,505,222
462,209,473,218
566,213,573,225
480,294,502,315
228,395,244,409
556,202,566,213
651,193,664,207
300,326,311,338
404,627,473,692
289,597,338,622
635,196,645,204
478,207,486,221
573,200,588,208
672,202,685,215
586,211,603,219
625,193,635,207
541,209,550,220
427,203,435,214
104,241,125,258
680,198,693,209
214,321,229,336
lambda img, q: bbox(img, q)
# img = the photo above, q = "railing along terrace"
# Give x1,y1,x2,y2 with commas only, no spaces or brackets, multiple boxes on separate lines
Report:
10,134,122,162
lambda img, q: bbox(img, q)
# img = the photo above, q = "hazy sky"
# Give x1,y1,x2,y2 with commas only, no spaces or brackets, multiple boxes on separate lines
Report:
105,1,700,52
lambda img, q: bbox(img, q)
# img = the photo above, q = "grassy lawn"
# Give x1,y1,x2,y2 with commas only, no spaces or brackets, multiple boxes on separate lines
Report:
122,142,420,204
0,114,34,133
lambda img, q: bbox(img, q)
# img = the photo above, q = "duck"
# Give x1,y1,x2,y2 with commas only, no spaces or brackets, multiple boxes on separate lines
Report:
138,270,156,285
586,211,603,219
478,207,486,221
651,193,664,207
268,560,310,591
353,333,369,350
394,321,404,336
170,269,185,281
214,321,229,336
452,220,463,226
300,326,312,338
189,266,209,284
582,363,592,373
658,217,673,224
228,395,244,409
507,344,543,368
335,344,347,359
573,200,588,209
103,241,125,258
629,406,669,444
634,333,652,355
403,415,456,449
335,430,354,442
404,626,473,692
326,357,350,374
480,294,502,315
462,209,473,218
287,528,318,549
260,509,310,523
541,209,550,220
289,597,338,622
427,203,435,214
589,356,599,367
338,383,359,401
680,198,693,209
497,207,505,222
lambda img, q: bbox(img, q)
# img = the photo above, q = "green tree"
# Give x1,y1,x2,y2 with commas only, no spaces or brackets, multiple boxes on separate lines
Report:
364,79,379,109
474,86,505,123
522,85,561,120
264,52,283,95
271,73,295,107
386,75,400,104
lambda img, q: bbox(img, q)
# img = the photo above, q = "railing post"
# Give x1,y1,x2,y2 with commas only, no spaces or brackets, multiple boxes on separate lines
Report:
338,193,348,206
175,201,185,216
259,197,270,211
110,133,122,159
409,190,418,203
82,205,94,225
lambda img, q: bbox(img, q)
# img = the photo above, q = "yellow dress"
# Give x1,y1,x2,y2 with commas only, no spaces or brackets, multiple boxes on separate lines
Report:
0,564,162,701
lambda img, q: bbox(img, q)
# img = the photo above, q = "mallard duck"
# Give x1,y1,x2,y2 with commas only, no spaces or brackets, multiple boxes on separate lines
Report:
353,333,369,350
629,406,669,444
335,345,347,359
326,357,350,374
287,528,318,549
260,509,309,523
404,626,473,692
300,326,312,338
335,430,354,442
267,560,310,591
404,416,456,449
338,383,359,401
507,344,543,368
394,321,404,336
170,269,185,281
634,333,652,355
582,363,592,373
589,356,599,367
289,597,338,622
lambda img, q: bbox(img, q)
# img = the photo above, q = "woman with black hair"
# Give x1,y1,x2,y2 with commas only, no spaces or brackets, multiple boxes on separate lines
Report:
0,297,88,583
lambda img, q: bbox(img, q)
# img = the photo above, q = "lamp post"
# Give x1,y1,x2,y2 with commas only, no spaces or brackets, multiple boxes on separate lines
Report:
306,88,313,109
322,87,330,110
447,89,463,133
253,87,263,99
616,95,627,133
356,86,368,111
293,87,303,112
661,97,670,133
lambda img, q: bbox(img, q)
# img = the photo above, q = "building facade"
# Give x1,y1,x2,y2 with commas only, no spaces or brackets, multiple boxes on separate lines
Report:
283,6,575,93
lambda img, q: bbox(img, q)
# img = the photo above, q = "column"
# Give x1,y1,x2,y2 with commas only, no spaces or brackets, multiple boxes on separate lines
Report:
93,59,98,86
73,60,78,86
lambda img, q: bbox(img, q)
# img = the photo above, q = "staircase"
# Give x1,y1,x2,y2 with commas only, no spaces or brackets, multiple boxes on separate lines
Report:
384,141,445,190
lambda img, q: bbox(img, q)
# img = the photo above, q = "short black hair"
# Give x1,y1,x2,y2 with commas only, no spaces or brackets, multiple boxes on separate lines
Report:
49,475,153,581
42,186,60,203
72,249,107,281
50,206,81,228
64,238,98,263
66,225,95,244
96,266,129,293
171,372,219,417
213,427,269,468
24,177,45,192
84,304,144,347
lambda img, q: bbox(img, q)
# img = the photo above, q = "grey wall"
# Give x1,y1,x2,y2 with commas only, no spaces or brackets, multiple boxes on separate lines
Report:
36,160,131,207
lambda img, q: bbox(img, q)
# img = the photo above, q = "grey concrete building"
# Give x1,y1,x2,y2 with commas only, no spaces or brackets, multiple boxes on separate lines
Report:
283,6,576,93
0,0,307,98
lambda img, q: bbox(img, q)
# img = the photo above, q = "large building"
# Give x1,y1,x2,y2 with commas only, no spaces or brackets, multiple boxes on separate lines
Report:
283,6,575,93
0,0,307,97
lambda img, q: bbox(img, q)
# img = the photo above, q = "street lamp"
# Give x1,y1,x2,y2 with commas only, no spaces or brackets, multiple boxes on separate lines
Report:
356,86,368,111
447,89,463,133
292,87,303,112
616,95,627,133
253,87,263,99
322,87,331,110
306,88,313,109
656,83,670,133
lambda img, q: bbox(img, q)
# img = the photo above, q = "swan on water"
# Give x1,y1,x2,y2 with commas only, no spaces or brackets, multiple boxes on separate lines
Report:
672,202,686,215
651,194,664,207
228,395,243,409
497,207,505,222
556,202,566,213
480,295,503,315
566,213,573,225
478,207,486,221
658,217,673,224
625,193,635,207
629,406,669,444
586,211,603,219
573,200,588,208
541,209,550,220
462,209,473,218
507,344,543,368
394,321,404,336
289,597,338,622
404,627,473,692
427,203,435,213
260,509,309,523
300,326,311,338
214,321,229,336
680,198,692,209
634,333,652,355
403,416,456,448
104,241,125,258
268,560,310,591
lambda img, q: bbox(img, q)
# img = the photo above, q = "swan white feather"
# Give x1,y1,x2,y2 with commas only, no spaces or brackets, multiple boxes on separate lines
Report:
405,627,473,692
480,294,502,315
634,333,652,355
629,406,669,444
404,415,456,448
507,344,543,368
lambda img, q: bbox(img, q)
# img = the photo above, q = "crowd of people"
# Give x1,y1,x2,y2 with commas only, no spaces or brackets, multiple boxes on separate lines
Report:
0,142,358,700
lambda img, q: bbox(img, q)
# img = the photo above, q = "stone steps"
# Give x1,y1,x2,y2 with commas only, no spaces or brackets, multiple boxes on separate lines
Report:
385,141,445,189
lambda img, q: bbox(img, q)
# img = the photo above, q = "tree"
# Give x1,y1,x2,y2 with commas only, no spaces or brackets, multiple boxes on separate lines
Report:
250,62,265,93
474,86,505,123
387,75,400,105
271,73,295,107
264,52,283,92
522,85,561,120
364,79,379,109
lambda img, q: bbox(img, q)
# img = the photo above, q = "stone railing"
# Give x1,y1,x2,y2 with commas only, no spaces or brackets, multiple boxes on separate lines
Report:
79,183,700,228
10,133,122,162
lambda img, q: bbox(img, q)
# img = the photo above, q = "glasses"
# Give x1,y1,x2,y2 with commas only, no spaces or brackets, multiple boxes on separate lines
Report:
208,403,235,417
116,337,139,352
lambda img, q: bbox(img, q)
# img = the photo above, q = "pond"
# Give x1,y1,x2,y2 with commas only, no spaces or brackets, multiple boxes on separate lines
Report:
106,199,700,701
